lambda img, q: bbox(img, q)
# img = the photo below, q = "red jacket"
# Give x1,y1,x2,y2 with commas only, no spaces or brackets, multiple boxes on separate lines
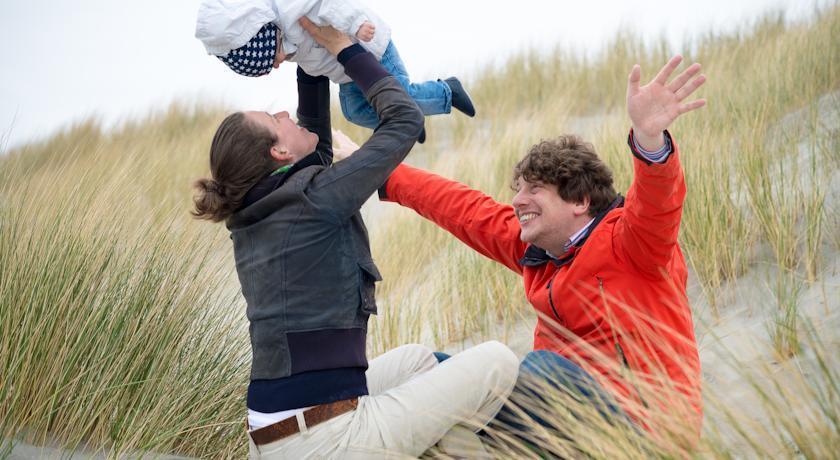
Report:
381,133,702,439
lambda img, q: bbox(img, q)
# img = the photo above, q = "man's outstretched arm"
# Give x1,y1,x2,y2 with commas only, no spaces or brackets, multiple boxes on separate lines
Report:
380,164,528,275
618,55,707,277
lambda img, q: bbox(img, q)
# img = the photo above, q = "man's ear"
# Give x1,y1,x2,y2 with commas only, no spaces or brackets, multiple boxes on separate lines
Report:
574,197,591,217
270,145,292,163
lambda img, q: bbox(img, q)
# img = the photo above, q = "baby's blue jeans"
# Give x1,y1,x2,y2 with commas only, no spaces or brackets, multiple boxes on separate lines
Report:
338,40,451,129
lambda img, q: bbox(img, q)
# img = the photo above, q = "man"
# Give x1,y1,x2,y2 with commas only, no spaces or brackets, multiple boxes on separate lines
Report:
378,56,706,446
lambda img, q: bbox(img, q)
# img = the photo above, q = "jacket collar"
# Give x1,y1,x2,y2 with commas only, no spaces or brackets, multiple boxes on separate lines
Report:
228,151,331,230
518,194,625,268
239,151,329,210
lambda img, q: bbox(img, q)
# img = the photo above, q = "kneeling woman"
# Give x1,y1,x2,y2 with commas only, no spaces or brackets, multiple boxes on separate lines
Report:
191,21,517,459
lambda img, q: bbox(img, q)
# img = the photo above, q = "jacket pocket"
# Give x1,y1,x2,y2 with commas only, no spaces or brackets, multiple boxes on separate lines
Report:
358,260,383,315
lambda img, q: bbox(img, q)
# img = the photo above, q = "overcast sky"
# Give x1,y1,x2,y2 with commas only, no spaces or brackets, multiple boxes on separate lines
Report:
0,0,821,151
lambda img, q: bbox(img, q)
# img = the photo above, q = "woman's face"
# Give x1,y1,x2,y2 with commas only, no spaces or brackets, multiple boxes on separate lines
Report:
245,111,318,163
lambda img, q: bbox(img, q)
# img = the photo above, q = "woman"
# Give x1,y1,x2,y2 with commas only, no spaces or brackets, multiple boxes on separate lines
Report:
191,21,517,459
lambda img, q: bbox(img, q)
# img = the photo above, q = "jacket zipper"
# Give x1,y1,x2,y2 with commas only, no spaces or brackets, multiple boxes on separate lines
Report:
546,272,562,323
614,341,630,367
598,275,649,409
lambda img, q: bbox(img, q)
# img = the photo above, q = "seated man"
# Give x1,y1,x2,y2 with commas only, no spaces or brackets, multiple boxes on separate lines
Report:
378,56,707,449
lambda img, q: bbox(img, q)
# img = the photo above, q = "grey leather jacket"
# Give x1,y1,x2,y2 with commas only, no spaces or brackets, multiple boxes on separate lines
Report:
227,65,423,380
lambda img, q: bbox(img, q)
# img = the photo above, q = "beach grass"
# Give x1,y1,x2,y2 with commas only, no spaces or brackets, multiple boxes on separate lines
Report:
1,3,839,458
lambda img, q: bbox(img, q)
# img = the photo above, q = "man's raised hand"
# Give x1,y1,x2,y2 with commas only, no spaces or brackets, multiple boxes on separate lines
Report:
331,129,360,162
626,55,707,151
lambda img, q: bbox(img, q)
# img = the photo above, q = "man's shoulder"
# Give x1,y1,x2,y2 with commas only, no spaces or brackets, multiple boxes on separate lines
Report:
590,207,624,234
577,208,624,254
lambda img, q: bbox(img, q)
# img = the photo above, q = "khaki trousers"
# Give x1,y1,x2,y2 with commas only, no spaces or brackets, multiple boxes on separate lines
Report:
248,341,519,459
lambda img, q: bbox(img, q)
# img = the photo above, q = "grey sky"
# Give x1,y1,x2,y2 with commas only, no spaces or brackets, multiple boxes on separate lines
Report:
0,0,818,151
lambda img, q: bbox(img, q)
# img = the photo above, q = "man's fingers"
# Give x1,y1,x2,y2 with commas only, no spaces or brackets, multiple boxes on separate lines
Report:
678,98,707,114
667,63,701,93
332,129,348,144
675,74,707,101
627,64,641,98
653,55,683,86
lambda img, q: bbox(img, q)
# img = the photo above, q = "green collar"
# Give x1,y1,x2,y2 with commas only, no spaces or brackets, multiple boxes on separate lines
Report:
270,164,293,176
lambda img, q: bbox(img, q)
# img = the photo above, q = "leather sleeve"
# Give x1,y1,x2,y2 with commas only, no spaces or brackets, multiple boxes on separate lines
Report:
296,67,333,166
308,52,423,220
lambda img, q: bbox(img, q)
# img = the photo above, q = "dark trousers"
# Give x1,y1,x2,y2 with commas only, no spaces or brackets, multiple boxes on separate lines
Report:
437,349,635,455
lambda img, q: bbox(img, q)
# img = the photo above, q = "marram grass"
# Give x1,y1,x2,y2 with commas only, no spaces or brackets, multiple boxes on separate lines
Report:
1,4,839,458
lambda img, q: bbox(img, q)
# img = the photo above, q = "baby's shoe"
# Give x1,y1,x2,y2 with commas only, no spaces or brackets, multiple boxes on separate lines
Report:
444,77,476,117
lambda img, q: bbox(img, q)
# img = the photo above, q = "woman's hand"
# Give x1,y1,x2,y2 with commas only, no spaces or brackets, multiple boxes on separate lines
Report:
626,55,707,151
299,17,353,56
331,129,360,162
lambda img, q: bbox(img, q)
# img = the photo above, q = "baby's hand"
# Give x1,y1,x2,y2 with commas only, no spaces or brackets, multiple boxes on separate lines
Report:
332,129,360,162
356,21,375,42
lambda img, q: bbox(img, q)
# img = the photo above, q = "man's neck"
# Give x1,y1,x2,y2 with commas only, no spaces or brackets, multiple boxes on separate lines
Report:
546,217,596,257
566,217,596,249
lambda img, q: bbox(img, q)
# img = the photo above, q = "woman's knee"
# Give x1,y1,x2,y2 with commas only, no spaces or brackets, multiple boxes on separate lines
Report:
394,343,437,369
473,341,519,386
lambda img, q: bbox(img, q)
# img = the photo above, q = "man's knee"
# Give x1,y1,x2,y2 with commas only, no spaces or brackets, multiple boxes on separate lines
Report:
521,350,578,376
519,350,603,401
522,349,557,366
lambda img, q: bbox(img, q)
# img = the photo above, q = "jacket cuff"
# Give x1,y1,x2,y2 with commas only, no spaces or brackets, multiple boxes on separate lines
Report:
337,43,366,64
627,129,675,165
296,66,328,84
296,67,330,118
378,164,409,201
338,44,389,93
378,180,389,200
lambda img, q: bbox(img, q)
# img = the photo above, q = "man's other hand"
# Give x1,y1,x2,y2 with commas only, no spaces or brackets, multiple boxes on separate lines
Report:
332,129,360,162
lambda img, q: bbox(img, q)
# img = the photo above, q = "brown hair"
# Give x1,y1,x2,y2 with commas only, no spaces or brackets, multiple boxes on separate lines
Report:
513,135,617,217
191,112,279,222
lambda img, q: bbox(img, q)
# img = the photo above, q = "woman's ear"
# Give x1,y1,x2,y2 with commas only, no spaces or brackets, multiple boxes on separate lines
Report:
270,145,292,163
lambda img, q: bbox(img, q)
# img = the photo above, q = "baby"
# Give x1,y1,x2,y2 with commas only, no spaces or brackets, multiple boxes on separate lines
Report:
195,0,475,141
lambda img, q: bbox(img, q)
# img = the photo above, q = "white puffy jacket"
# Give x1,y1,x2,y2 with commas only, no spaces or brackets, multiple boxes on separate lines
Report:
196,0,391,83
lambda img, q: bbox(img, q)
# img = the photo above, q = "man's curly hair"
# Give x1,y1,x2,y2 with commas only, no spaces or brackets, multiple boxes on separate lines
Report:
512,135,617,217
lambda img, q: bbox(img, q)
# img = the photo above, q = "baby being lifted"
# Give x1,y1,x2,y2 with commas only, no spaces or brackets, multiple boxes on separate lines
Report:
195,0,475,142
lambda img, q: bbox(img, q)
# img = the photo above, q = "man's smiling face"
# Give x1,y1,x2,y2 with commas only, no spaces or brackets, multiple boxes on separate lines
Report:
511,177,589,255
